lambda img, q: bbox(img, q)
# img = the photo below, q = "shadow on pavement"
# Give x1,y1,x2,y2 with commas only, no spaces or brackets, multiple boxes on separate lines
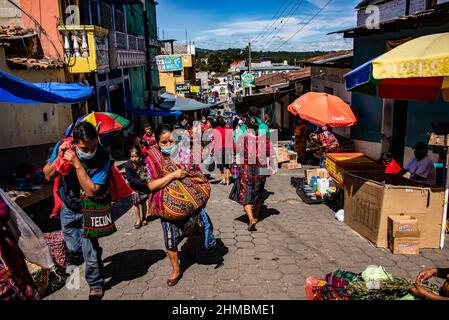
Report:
111,197,133,222
103,249,166,290
179,238,229,272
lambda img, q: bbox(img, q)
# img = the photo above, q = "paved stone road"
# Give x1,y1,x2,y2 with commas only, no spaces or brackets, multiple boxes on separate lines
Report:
47,167,449,300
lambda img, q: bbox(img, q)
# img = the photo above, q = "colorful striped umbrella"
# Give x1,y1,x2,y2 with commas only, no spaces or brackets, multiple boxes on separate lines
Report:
345,32,449,102
65,111,130,136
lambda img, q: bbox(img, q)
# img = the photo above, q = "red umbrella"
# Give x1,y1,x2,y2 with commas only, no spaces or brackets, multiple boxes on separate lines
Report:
288,92,357,127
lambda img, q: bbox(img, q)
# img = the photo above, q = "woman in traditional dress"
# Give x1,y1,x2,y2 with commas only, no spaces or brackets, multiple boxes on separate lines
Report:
0,197,41,300
230,116,276,231
294,118,308,164
146,124,210,287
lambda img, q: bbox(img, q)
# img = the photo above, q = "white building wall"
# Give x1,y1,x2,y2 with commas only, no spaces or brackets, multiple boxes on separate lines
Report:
0,47,72,150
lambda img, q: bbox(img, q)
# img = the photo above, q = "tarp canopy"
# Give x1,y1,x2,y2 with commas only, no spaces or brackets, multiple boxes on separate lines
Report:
0,69,93,104
158,93,212,111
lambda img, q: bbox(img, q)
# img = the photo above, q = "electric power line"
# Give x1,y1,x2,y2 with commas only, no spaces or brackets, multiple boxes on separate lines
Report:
255,0,303,46
251,0,292,43
276,0,333,51
262,0,307,50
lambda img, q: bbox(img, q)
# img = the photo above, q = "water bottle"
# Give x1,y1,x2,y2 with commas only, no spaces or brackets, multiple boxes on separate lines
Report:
310,176,318,192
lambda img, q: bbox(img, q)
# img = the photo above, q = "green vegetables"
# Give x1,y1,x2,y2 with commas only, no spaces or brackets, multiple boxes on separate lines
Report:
346,277,439,300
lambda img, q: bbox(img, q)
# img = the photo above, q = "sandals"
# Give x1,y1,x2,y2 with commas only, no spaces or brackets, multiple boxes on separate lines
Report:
142,220,148,226
167,273,183,287
134,222,142,229
248,219,257,232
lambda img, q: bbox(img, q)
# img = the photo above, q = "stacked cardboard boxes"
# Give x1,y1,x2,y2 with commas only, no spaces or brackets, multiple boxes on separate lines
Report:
388,215,420,255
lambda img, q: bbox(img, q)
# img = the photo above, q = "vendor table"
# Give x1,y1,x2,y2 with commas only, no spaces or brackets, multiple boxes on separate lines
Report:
7,185,53,209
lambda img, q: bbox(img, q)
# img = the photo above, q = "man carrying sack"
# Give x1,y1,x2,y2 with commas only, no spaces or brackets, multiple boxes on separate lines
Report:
43,122,114,300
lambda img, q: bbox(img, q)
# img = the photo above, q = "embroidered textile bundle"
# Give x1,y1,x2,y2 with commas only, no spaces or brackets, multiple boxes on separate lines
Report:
43,231,70,269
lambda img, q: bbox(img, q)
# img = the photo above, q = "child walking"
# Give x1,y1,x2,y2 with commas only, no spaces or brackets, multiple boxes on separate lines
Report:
125,147,150,229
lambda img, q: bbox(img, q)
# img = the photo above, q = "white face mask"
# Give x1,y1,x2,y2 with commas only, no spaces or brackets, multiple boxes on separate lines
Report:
76,146,97,160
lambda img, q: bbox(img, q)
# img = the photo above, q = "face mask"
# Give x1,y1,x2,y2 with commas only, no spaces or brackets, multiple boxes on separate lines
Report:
202,120,207,124
76,146,97,160
161,144,177,156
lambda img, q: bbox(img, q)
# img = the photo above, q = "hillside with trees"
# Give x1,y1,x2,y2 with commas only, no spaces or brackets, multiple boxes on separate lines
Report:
195,48,328,73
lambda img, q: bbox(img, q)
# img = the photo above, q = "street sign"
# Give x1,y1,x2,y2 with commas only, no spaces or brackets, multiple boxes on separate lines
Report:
156,55,183,72
176,83,190,93
190,85,200,93
241,73,255,88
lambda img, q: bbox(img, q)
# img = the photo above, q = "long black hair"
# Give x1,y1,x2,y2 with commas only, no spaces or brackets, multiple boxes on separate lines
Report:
154,124,173,143
246,116,259,136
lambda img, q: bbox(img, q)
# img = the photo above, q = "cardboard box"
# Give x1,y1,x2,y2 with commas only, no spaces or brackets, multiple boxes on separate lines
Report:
288,151,298,162
388,215,419,237
428,133,447,147
305,168,329,184
388,231,420,255
344,172,444,248
276,147,290,163
281,162,302,170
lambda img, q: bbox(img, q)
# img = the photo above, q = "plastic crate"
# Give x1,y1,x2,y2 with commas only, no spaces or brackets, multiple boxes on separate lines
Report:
325,153,383,185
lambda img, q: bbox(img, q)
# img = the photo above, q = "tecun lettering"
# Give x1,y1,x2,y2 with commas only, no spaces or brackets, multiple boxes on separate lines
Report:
172,305,207,318
91,215,112,227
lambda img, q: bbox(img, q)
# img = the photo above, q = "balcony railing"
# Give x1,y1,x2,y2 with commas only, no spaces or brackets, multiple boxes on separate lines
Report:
58,25,109,74
109,31,146,69
148,38,164,48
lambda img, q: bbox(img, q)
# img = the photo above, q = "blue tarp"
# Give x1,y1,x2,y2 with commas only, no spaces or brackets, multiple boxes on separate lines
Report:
0,69,93,104
158,93,212,111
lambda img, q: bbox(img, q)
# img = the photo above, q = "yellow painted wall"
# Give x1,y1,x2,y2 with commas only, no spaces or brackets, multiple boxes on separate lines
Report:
158,54,195,97
0,47,72,149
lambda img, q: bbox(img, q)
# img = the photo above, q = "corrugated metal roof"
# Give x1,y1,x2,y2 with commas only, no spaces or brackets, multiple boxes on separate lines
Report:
302,50,353,64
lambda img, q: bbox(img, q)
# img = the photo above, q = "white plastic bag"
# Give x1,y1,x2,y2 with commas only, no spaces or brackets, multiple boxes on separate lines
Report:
335,209,344,222
0,188,55,271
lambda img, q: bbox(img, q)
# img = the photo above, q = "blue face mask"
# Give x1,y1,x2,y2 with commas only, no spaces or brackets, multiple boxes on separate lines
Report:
160,144,177,156
76,146,97,160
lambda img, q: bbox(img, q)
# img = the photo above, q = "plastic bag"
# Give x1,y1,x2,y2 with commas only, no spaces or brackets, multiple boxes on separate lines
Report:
304,276,326,300
335,209,344,222
361,265,393,285
0,188,55,271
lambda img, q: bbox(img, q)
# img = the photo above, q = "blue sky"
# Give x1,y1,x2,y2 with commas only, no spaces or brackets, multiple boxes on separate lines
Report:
156,0,361,52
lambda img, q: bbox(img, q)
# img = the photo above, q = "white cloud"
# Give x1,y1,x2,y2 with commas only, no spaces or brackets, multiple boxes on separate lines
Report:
191,1,357,51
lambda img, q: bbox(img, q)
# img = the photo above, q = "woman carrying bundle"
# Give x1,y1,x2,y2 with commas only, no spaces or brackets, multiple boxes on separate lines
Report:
146,124,212,287
230,116,276,231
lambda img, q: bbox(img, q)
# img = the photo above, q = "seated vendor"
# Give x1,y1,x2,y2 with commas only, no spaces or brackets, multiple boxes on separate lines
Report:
411,267,449,300
404,141,436,186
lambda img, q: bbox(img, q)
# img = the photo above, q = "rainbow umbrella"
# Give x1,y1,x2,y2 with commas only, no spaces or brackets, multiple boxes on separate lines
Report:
345,32,449,102
65,111,130,136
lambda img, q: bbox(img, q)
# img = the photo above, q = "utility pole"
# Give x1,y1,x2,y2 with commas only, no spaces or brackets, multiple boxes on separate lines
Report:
141,1,153,110
248,41,252,96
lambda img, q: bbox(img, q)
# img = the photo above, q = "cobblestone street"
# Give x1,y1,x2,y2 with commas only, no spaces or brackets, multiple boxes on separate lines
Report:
47,167,449,300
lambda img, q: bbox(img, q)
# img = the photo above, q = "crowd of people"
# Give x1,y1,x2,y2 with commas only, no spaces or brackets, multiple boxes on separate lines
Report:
2,105,448,301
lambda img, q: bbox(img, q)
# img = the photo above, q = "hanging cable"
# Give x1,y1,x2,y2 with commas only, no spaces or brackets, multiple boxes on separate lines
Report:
255,0,303,46
263,0,307,50
251,0,292,44
276,0,333,51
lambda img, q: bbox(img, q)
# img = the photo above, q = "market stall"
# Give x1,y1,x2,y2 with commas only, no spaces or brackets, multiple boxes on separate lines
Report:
287,92,358,205
344,32,449,249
